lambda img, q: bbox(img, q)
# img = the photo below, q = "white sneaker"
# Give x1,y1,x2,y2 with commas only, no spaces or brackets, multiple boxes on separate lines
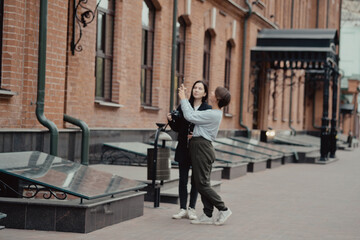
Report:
190,213,213,225
187,207,197,220
214,208,232,225
172,209,188,219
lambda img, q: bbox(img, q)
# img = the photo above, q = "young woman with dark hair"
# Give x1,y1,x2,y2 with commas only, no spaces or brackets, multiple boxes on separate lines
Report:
167,80,212,220
178,84,232,225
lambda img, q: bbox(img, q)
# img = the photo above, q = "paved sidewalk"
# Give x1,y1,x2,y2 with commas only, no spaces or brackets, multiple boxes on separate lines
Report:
1,147,360,240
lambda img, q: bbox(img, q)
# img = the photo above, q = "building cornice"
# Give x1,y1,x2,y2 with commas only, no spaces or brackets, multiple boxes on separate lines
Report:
251,11,279,29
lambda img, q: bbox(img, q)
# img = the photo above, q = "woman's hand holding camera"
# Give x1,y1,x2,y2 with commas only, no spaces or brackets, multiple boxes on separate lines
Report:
167,112,172,121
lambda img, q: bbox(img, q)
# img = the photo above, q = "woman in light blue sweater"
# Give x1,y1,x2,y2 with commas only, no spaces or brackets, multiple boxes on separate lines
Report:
178,84,232,226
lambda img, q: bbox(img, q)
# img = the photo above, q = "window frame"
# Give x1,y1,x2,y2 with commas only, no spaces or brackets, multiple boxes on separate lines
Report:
203,30,211,87
141,0,156,106
95,0,115,102
224,41,232,114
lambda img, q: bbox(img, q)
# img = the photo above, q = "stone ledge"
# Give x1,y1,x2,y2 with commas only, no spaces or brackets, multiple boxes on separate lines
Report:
95,100,124,108
0,89,17,98
0,191,146,233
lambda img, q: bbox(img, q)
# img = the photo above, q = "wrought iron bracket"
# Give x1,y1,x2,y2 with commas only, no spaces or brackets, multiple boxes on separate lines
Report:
71,0,102,55
0,178,67,200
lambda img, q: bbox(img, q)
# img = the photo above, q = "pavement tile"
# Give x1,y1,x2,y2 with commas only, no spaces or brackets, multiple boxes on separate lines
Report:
1,147,360,240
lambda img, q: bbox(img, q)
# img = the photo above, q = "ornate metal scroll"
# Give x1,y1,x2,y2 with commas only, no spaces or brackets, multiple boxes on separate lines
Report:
0,179,67,200
101,146,147,166
71,0,102,55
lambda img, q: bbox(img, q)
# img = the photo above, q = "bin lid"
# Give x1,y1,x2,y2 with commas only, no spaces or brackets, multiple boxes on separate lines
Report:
150,131,172,141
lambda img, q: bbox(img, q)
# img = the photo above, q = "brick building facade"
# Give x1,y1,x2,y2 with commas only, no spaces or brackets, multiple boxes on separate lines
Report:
0,0,342,162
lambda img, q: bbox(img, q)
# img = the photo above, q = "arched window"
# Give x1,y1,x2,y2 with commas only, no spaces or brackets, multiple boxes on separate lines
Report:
95,0,115,101
141,0,155,106
203,30,211,87
175,17,186,106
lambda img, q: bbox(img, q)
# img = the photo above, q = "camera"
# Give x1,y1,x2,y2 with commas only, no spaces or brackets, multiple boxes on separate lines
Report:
171,109,182,120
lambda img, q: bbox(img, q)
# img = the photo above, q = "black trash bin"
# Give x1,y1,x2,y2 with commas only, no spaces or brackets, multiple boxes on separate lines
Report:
147,147,170,180
148,123,172,208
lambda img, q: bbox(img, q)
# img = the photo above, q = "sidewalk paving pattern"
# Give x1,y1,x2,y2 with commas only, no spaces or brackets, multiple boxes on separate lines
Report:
1,148,360,240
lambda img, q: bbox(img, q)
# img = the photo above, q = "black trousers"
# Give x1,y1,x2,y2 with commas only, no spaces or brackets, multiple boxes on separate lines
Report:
189,137,226,217
178,159,198,209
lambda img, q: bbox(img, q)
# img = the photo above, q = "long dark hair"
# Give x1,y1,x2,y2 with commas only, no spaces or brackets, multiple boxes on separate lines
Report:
188,80,209,107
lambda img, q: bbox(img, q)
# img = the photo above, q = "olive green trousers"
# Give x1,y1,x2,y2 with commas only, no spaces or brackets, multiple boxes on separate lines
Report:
189,137,226,217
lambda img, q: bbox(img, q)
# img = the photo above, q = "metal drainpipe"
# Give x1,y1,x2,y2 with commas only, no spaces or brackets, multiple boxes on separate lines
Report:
63,114,90,165
169,0,178,112
36,0,59,156
326,0,330,28
239,0,252,138
316,0,319,28
289,70,296,135
291,0,294,28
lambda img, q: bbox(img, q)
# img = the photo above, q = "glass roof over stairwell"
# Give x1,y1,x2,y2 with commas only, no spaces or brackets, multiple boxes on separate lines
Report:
0,151,146,201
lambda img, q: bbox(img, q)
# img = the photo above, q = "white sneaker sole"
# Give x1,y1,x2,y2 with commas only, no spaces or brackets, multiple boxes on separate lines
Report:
214,210,232,226
190,220,213,225
172,215,188,219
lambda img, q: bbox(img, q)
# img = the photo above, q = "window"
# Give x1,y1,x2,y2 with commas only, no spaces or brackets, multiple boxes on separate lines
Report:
95,0,114,101
0,0,3,88
224,41,232,113
141,0,155,106
175,18,186,106
203,30,211,87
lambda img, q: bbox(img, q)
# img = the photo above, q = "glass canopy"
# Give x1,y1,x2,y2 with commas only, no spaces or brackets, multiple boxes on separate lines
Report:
0,151,146,200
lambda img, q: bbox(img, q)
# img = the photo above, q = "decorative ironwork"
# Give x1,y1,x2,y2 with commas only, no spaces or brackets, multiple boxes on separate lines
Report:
101,146,148,166
71,0,102,55
0,179,67,200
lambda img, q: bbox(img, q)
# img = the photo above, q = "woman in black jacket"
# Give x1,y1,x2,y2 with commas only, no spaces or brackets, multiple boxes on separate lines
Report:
167,80,211,220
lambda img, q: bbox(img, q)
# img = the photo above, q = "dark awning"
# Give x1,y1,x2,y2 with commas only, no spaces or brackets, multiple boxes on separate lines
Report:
251,29,339,69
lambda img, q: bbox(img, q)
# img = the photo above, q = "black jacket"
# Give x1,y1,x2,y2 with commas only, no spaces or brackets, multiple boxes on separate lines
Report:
168,102,212,163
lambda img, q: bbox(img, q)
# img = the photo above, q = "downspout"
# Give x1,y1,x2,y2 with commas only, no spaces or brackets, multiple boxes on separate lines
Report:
36,0,59,155
289,70,296,135
326,0,330,28
169,0,178,112
64,114,90,165
239,0,252,138
291,0,294,28
338,0,343,35
316,0,319,28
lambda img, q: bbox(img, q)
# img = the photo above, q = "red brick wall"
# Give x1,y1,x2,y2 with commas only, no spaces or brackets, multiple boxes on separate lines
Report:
0,0,25,127
0,0,67,129
0,0,342,133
